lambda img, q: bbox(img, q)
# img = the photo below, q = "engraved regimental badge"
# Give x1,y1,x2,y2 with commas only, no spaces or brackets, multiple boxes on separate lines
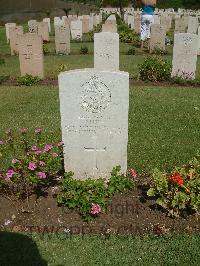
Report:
80,75,111,114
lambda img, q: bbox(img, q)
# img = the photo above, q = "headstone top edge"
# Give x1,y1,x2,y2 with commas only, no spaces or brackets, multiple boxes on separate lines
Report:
58,69,129,78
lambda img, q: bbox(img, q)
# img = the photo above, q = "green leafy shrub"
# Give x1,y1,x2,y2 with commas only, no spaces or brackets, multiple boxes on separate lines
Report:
127,46,136,55
0,75,9,84
147,154,200,217
17,74,41,86
57,166,134,221
43,44,50,55
83,24,102,42
0,128,64,212
139,56,172,82
0,57,5,65
151,47,168,55
119,31,140,45
58,63,69,72
80,45,89,55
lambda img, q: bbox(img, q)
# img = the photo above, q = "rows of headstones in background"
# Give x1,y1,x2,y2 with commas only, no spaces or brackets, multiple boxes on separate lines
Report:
4,8,200,81
120,7,200,81
4,13,102,78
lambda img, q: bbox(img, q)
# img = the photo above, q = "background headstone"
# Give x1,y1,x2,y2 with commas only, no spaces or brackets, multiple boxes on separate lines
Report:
19,33,44,78
94,32,119,71
43,18,51,32
102,21,117,33
134,14,141,34
175,17,186,33
37,21,49,42
5,23,16,43
9,26,24,55
171,33,198,80
55,24,70,55
187,16,198,34
28,20,38,33
150,24,166,53
71,20,83,40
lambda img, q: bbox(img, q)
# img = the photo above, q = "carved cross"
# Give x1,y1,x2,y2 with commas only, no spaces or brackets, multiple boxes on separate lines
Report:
84,138,106,170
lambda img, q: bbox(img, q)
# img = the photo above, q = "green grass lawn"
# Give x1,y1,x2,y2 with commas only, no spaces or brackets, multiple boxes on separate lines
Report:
0,232,199,266
1,85,200,173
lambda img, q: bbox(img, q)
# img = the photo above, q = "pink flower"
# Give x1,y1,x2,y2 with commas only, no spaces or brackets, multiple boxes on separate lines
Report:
0,141,4,145
31,146,37,151
36,172,47,179
12,159,20,164
128,169,137,179
90,203,101,215
6,169,15,179
35,128,42,134
5,129,11,135
6,137,12,143
39,161,45,166
20,128,28,133
43,144,53,152
57,141,64,147
28,162,37,171
35,150,42,155
52,152,58,158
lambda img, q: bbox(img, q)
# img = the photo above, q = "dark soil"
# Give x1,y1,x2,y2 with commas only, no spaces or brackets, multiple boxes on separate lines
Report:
0,183,199,236
1,78,200,88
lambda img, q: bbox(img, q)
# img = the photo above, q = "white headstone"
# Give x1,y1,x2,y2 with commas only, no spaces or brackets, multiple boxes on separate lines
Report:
55,24,70,55
153,15,160,24
58,69,129,179
5,23,16,43
94,32,119,71
127,15,134,29
198,26,200,55
71,20,83,40
150,24,166,53
28,20,38,33
172,33,198,80
43,18,51,32
187,16,198,34
54,17,63,29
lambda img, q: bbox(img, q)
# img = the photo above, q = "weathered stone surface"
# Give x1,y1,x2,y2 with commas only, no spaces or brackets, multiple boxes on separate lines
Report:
28,20,38,33
134,15,141,34
54,17,63,28
5,23,16,43
37,21,49,42
94,32,119,71
150,24,166,53
19,33,44,78
172,33,198,80
71,20,82,40
55,24,70,55
175,17,186,33
43,18,51,32
160,14,171,31
9,26,23,55
153,15,160,24
187,16,198,34
58,69,129,179
198,26,200,55
127,15,134,29
81,17,90,33
102,21,117,33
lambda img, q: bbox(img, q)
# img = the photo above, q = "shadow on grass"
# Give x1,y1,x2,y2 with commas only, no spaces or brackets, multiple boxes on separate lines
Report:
0,231,47,266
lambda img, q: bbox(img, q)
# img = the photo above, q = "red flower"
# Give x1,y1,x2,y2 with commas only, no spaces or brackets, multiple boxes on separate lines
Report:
169,173,184,186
